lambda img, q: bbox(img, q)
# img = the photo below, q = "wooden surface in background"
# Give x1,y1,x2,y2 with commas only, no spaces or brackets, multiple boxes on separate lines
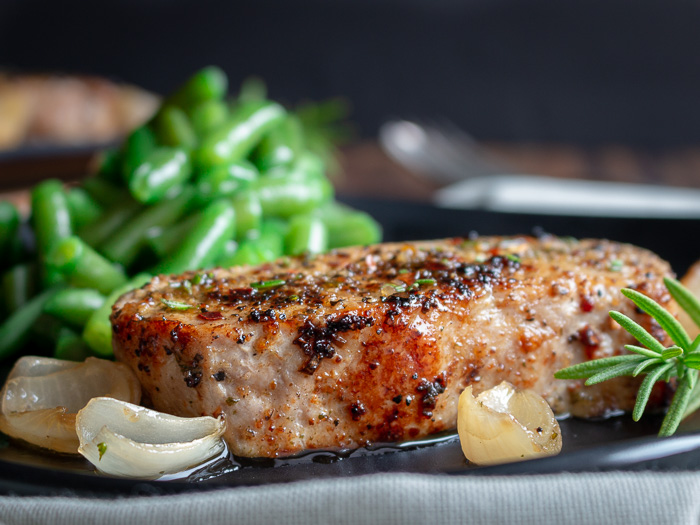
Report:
3,141,700,205
335,142,700,201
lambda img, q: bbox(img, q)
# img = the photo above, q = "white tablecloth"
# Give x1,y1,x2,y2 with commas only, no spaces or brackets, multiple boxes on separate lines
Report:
1,471,699,525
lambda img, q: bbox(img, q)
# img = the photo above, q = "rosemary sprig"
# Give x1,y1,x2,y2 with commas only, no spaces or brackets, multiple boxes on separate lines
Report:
554,277,700,437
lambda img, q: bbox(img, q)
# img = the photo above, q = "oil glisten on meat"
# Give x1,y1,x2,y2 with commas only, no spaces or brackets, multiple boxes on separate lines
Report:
112,236,675,458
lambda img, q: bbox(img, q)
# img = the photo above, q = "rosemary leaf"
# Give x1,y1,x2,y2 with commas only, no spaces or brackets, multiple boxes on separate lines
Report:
659,374,695,437
250,279,286,290
685,353,700,370
585,361,641,386
691,335,700,354
620,288,692,350
663,365,676,383
661,346,684,360
609,311,666,354
557,279,700,436
633,358,661,377
664,277,700,330
633,362,674,421
553,354,642,380
624,344,662,359
681,371,700,420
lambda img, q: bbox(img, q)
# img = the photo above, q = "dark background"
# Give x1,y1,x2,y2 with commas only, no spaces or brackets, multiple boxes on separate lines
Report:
1,0,699,147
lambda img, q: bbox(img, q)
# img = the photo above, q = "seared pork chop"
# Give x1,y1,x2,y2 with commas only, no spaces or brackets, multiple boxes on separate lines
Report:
112,236,675,458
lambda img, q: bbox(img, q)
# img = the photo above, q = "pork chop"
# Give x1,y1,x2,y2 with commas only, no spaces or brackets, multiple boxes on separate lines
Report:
111,236,675,458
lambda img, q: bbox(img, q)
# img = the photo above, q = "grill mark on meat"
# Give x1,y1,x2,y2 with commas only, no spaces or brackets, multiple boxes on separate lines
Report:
111,236,676,457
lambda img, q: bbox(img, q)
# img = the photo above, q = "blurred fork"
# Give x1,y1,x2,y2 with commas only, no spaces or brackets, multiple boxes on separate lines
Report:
379,119,507,183
379,119,700,218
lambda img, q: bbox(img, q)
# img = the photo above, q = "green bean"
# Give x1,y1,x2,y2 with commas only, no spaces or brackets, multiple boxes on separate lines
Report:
54,327,92,361
156,199,236,275
188,99,228,137
146,212,201,258
0,201,19,254
31,180,72,286
253,115,303,172
128,147,192,205
83,273,151,356
121,126,157,182
0,286,61,361
81,177,133,208
216,239,238,265
31,179,72,260
101,186,194,268
44,288,105,327
285,215,328,256
95,148,123,184
258,220,287,258
66,187,102,230
315,203,382,248
195,160,258,202
168,66,228,109
28,313,64,350
219,220,285,267
0,202,21,272
196,100,286,169
47,236,128,294
231,189,262,239
254,153,333,218
79,199,143,247
220,242,260,267
154,106,197,149
2,263,34,314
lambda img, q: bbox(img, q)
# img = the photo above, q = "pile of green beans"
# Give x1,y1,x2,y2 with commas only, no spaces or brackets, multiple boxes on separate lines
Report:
0,67,381,364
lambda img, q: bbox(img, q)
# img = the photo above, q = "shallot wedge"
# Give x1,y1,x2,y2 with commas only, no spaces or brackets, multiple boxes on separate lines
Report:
457,381,562,465
76,397,226,479
0,356,141,454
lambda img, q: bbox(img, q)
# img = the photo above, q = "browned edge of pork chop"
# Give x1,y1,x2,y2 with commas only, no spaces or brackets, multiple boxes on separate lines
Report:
112,236,676,458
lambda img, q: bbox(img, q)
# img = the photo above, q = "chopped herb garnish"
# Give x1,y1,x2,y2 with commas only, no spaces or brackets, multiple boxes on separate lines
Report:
192,272,214,286
414,278,437,286
506,254,521,263
398,269,409,274
384,283,407,293
97,442,107,461
181,279,193,294
251,279,286,290
609,259,624,272
161,298,194,310
555,277,700,437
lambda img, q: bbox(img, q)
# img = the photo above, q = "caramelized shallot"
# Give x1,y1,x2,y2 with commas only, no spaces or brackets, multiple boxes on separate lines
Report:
457,381,562,465
0,356,140,453
76,397,226,479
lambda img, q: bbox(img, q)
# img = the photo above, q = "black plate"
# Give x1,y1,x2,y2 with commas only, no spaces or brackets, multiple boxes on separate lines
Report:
2,198,700,497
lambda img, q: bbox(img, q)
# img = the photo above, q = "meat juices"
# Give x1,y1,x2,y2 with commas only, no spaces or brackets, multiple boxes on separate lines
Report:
112,236,675,458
